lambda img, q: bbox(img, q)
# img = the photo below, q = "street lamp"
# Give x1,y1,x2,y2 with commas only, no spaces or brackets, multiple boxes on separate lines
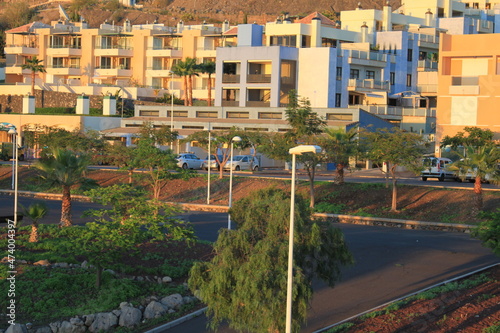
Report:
227,135,242,230
8,128,19,227
169,71,175,150
207,123,211,205
286,144,321,333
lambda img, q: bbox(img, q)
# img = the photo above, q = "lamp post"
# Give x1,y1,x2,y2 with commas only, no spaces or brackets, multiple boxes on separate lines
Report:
286,145,321,333
169,71,175,150
228,135,242,229
8,128,19,227
207,123,211,205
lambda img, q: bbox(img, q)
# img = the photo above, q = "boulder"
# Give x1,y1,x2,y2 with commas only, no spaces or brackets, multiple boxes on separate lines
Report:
88,313,118,333
160,294,184,309
80,261,89,269
162,276,172,283
58,321,85,333
49,321,61,333
119,302,131,309
34,327,51,333
5,324,27,333
143,301,167,319
83,314,95,327
55,263,69,268
118,306,142,328
69,318,84,326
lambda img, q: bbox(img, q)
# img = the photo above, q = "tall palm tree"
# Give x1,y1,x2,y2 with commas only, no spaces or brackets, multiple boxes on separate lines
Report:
172,57,198,106
21,56,46,96
196,61,216,106
34,148,90,227
449,144,500,214
321,127,359,184
21,202,48,243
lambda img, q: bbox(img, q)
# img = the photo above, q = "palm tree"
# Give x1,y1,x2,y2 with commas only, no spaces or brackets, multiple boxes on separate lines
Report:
449,144,500,214
21,202,48,243
34,148,90,227
321,127,359,184
196,61,216,106
172,57,198,106
21,56,46,96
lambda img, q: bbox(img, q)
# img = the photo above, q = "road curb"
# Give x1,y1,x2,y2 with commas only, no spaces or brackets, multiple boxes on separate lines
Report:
143,307,207,333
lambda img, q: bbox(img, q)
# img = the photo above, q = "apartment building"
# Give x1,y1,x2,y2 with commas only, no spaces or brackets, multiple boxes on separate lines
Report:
436,33,500,155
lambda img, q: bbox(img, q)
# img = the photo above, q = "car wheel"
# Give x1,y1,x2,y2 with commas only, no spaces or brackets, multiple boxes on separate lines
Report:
235,165,240,171
438,174,445,182
422,177,427,181
182,163,188,170
203,167,208,171
253,165,259,171
18,154,25,161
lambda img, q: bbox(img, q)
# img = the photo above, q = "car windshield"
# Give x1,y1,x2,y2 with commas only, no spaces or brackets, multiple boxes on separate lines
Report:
232,156,244,161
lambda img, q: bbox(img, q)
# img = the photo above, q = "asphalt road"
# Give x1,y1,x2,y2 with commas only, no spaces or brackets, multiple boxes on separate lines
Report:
1,185,498,332
167,211,499,333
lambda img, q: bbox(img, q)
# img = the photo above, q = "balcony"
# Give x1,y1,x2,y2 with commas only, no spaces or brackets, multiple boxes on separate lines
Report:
94,45,133,57
346,50,387,67
449,76,479,95
418,35,440,48
417,84,438,94
4,44,39,56
47,45,82,57
221,100,239,106
146,47,182,57
4,65,30,75
95,66,133,77
146,67,173,77
477,20,493,33
46,65,81,76
247,74,271,84
348,79,389,91
417,59,438,71
222,74,240,84
246,101,270,107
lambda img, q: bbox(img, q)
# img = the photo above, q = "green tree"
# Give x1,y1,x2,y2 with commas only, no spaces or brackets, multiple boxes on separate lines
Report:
82,184,195,287
284,90,326,207
34,148,91,226
20,202,48,243
448,145,500,213
320,127,360,184
441,126,495,150
473,209,500,256
189,188,353,332
21,56,46,96
104,144,136,184
196,61,216,106
139,121,178,146
362,128,427,212
131,137,179,199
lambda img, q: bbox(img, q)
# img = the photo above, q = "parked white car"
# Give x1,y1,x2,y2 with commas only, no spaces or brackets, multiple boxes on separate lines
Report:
223,155,260,171
176,153,202,170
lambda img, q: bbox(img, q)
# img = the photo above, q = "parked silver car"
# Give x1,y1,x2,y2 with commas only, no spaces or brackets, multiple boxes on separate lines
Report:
223,155,260,171
176,153,202,170
201,154,224,170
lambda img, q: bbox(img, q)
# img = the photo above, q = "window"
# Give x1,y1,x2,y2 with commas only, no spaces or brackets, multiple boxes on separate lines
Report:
350,69,359,79
50,36,64,48
407,49,413,62
152,58,163,70
270,35,297,47
335,93,341,107
118,58,130,70
139,110,160,116
167,110,188,117
182,126,204,129
151,78,162,89
326,113,353,121
244,127,268,131
366,70,375,79
258,112,282,119
196,111,218,118
52,57,64,68
99,57,112,69
390,72,395,85
336,67,342,81
406,74,412,87
69,58,80,68
100,36,112,49
227,112,249,118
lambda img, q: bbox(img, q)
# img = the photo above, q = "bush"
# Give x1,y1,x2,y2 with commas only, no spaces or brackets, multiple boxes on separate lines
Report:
315,202,346,214
35,107,75,115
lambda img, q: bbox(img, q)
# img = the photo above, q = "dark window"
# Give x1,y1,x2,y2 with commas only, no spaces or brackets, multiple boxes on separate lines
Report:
335,93,341,107
350,69,359,79
336,67,342,81
366,70,375,79
390,72,395,85
407,49,413,62
406,74,412,87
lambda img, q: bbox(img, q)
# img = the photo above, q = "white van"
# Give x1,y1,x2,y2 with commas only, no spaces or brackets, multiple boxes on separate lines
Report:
421,157,458,182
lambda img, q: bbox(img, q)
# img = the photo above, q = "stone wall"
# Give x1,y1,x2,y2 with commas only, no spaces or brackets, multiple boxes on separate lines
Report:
0,91,105,113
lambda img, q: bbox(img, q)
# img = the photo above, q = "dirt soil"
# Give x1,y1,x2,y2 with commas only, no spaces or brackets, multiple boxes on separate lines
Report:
1,166,500,332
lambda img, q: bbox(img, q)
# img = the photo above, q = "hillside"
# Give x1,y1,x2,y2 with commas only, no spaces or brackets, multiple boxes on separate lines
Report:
8,0,403,28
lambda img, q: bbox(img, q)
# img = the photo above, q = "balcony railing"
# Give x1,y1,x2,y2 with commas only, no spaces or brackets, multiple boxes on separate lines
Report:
95,45,133,50
222,74,240,83
418,35,440,44
346,49,387,62
147,46,182,50
417,59,438,70
47,65,81,69
348,79,390,91
451,76,478,86
95,65,131,70
417,84,438,93
247,74,271,83
246,101,270,107
355,105,436,117
6,43,38,48
147,66,171,70
221,100,239,106
49,44,82,49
